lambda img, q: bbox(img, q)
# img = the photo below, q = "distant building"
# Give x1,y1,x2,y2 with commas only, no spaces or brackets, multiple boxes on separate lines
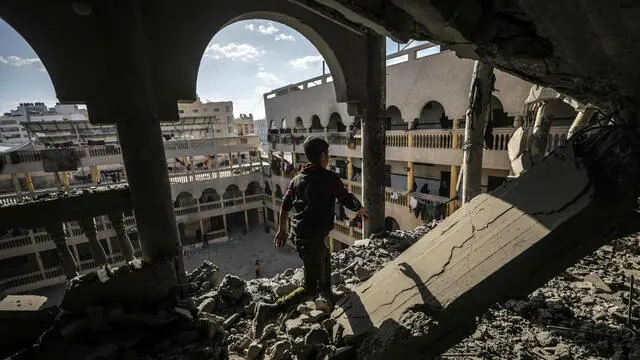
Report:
234,113,254,136
253,119,268,146
178,99,234,137
0,103,88,144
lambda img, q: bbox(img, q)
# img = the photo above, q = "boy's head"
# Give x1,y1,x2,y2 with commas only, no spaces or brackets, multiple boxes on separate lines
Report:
303,137,330,168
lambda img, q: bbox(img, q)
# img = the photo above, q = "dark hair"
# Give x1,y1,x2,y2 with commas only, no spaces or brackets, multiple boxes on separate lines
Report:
303,137,329,165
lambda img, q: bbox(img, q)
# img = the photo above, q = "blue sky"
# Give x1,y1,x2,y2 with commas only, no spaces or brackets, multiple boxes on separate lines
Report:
0,19,423,119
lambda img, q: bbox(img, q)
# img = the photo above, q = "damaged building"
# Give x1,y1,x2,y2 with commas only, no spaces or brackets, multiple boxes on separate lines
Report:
1,0,639,359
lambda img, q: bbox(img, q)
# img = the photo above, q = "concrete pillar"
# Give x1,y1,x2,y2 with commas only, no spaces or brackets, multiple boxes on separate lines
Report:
30,230,46,277
329,236,334,252
462,61,495,205
406,162,414,192
228,152,233,167
208,156,214,170
568,108,596,139
45,222,78,279
79,217,109,266
361,32,386,237
107,212,135,261
54,172,62,190
62,171,70,190
450,119,462,214
11,173,22,194
530,102,553,164
106,2,181,266
324,127,329,142
347,156,354,191
243,193,249,232
24,172,35,194
90,165,100,185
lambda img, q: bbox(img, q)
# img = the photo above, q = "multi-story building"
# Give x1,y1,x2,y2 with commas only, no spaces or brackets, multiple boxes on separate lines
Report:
0,100,264,295
178,99,235,137
234,114,255,136
253,119,268,147
262,43,578,250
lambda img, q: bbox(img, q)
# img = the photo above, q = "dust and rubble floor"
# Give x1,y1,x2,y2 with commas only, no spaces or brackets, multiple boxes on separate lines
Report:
5,225,640,360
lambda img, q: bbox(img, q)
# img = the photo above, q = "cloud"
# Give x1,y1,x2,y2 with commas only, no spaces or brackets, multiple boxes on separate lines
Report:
289,55,323,70
274,33,295,42
204,43,265,62
0,55,42,67
245,23,280,35
256,72,285,86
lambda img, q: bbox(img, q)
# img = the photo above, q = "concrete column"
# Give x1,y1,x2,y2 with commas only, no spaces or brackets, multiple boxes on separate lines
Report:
11,173,22,194
208,156,214,170
24,172,35,193
347,156,353,191
324,127,329,142
62,171,70,190
450,118,462,214
406,162,414,192
45,222,78,279
228,153,233,167
243,193,249,232
79,217,109,266
90,165,100,185
106,2,181,265
107,212,135,261
530,102,553,164
462,61,495,205
30,230,46,277
361,32,386,237
54,172,62,190
329,236,334,252
568,108,596,139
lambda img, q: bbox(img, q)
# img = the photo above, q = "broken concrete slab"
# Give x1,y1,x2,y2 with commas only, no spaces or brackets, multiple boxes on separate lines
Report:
0,295,58,359
583,273,612,293
332,146,636,358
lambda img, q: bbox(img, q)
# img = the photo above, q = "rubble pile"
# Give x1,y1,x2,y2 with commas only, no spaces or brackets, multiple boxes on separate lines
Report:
188,226,434,360
444,234,640,359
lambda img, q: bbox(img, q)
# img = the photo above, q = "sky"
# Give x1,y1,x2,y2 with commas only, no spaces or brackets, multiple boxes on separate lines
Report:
0,19,425,119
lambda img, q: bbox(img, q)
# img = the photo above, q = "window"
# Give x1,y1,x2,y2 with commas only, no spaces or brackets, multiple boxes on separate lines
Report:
216,129,222,133
178,109,184,114
214,108,220,112
192,109,199,113
226,106,232,112
204,108,208,112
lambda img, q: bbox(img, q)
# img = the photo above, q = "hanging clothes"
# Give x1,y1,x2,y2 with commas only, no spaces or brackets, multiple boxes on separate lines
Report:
409,196,418,211
391,192,399,200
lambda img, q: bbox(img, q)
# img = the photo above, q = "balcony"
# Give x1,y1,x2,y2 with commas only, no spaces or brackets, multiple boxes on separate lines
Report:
0,135,260,175
268,127,569,171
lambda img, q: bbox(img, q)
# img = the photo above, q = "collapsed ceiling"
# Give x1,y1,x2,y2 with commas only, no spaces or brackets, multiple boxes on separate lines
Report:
293,0,640,121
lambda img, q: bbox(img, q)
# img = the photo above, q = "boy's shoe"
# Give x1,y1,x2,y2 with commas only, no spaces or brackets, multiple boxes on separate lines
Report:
253,302,279,338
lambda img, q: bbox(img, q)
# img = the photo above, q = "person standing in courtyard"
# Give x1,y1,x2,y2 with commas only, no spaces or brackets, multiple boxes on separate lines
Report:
253,137,368,336
255,260,261,278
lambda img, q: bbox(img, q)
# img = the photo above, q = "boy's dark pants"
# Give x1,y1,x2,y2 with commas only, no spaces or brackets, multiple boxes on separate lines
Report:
276,235,331,308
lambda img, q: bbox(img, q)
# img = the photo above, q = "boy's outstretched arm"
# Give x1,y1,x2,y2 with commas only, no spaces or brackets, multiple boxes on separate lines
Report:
332,176,369,220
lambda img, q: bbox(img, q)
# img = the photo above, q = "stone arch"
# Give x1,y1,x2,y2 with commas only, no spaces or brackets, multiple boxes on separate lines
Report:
223,184,243,199
264,182,272,195
174,192,196,208
275,184,283,198
490,96,511,127
269,120,276,130
415,101,448,130
385,105,406,130
280,118,288,129
199,188,220,203
245,181,263,195
328,112,346,132
384,217,400,231
310,115,323,132
295,117,305,130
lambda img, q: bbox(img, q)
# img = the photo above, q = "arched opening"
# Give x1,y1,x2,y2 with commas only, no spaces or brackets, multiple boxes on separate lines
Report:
223,184,245,234
384,217,400,231
199,188,220,203
275,184,283,198
223,184,243,200
490,96,511,128
311,115,323,132
281,118,287,129
385,106,406,130
174,192,197,208
327,112,346,132
245,181,263,195
415,101,448,130
545,98,578,127
269,120,276,130
295,117,305,132
264,182,272,195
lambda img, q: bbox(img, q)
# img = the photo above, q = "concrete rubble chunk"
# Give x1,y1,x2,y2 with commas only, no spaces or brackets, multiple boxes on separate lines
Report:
583,273,612,293
354,265,373,281
218,274,247,301
275,283,298,298
285,317,310,338
305,327,330,347
246,341,263,360
264,340,291,360
197,297,216,314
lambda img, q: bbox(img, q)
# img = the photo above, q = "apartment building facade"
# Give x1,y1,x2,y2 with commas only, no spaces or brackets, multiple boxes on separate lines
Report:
261,43,578,249
0,101,265,295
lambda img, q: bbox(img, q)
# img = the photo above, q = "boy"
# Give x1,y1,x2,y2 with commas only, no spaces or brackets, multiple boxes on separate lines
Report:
254,137,368,336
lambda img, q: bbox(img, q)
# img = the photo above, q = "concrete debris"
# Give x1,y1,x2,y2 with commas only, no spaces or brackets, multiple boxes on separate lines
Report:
444,233,640,359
